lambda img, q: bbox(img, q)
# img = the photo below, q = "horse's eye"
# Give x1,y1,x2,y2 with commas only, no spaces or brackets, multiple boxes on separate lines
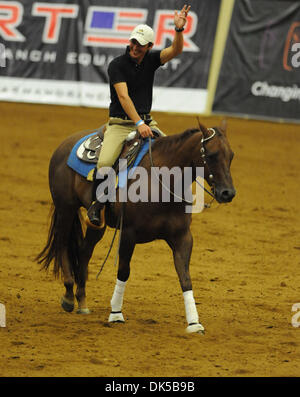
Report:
206,151,219,159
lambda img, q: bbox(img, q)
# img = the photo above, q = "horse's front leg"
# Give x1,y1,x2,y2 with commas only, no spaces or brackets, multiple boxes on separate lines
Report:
168,229,205,334
108,230,135,323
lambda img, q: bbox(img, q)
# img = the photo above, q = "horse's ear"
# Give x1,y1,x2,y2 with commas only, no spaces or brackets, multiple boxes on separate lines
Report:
196,117,208,135
220,119,227,134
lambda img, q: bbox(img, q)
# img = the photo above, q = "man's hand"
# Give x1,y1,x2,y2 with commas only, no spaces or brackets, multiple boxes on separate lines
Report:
137,123,153,138
174,4,191,29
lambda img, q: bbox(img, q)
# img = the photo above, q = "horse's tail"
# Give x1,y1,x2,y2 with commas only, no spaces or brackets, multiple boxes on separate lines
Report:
35,204,84,281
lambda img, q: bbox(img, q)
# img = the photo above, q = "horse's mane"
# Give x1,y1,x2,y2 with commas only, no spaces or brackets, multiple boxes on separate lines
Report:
153,128,200,152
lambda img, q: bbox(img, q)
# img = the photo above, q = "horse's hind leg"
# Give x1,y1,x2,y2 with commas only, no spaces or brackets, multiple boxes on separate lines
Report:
40,204,77,313
58,206,79,313
36,202,76,312
53,204,87,314
108,231,135,323
168,228,205,334
75,226,105,314
61,249,76,312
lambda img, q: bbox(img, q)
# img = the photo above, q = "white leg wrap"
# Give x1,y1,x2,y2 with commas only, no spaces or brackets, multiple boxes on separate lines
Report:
183,290,199,325
110,279,127,313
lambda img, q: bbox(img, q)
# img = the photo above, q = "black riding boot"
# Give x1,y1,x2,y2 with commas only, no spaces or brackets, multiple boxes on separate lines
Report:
85,169,107,229
86,200,105,229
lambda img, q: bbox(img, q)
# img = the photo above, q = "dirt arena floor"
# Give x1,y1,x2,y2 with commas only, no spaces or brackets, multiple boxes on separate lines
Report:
0,101,299,378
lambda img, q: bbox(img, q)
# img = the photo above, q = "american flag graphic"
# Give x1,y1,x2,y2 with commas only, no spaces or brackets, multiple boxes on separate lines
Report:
84,6,148,48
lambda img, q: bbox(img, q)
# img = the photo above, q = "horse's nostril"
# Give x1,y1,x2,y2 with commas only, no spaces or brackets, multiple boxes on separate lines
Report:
221,189,235,201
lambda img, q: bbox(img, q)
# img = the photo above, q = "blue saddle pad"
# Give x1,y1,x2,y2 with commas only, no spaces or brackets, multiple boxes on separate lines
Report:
67,134,153,188
67,132,97,178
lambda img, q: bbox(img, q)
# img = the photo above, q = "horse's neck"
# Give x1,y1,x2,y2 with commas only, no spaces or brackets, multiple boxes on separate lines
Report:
157,133,200,169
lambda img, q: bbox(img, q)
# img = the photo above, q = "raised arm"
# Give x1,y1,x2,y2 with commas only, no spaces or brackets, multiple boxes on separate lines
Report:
160,5,191,64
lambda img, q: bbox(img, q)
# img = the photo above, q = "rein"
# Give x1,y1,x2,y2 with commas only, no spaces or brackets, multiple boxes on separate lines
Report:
148,137,193,205
148,127,217,206
96,202,124,279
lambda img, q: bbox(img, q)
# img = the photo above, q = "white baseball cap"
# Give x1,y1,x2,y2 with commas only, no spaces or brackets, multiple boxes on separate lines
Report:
129,24,154,45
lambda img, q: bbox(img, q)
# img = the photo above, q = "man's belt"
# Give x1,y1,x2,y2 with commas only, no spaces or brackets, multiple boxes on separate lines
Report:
111,114,152,121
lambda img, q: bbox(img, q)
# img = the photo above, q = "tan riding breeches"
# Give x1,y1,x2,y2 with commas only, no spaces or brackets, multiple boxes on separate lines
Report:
97,117,165,170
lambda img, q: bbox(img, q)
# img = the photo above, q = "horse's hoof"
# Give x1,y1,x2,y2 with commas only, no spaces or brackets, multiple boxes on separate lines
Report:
76,308,91,314
108,312,125,323
61,297,74,313
186,323,205,334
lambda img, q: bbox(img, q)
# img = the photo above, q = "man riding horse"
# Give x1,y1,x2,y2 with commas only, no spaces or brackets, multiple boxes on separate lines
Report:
86,4,191,229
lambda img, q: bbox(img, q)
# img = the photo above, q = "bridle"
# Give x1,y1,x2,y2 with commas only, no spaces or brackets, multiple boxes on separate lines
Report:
196,127,216,204
148,127,217,205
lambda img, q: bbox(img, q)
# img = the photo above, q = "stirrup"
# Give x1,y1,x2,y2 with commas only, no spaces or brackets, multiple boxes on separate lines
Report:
85,202,106,230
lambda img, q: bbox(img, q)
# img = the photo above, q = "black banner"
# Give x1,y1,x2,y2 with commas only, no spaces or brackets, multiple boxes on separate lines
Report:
0,0,220,112
213,0,300,122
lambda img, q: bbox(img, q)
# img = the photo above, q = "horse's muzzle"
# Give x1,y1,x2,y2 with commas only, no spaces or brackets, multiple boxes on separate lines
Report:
215,187,236,203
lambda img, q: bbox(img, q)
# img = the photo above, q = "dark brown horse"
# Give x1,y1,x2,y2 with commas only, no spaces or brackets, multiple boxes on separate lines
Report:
36,120,235,334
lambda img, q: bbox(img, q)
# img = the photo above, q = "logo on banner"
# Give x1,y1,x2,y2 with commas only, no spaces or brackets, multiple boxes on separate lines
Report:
0,2,199,51
0,1,25,41
32,3,79,44
83,7,199,51
0,1,79,44
84,7,199,50
83,6,148,47
153,10,199,51
283,22,300,71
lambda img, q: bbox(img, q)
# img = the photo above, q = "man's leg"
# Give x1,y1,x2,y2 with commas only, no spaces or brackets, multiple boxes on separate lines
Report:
85,172,108,229
86,120,135,228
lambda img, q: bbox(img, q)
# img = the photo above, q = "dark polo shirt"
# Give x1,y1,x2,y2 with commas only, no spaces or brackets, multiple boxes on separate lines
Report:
108,46,163,117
